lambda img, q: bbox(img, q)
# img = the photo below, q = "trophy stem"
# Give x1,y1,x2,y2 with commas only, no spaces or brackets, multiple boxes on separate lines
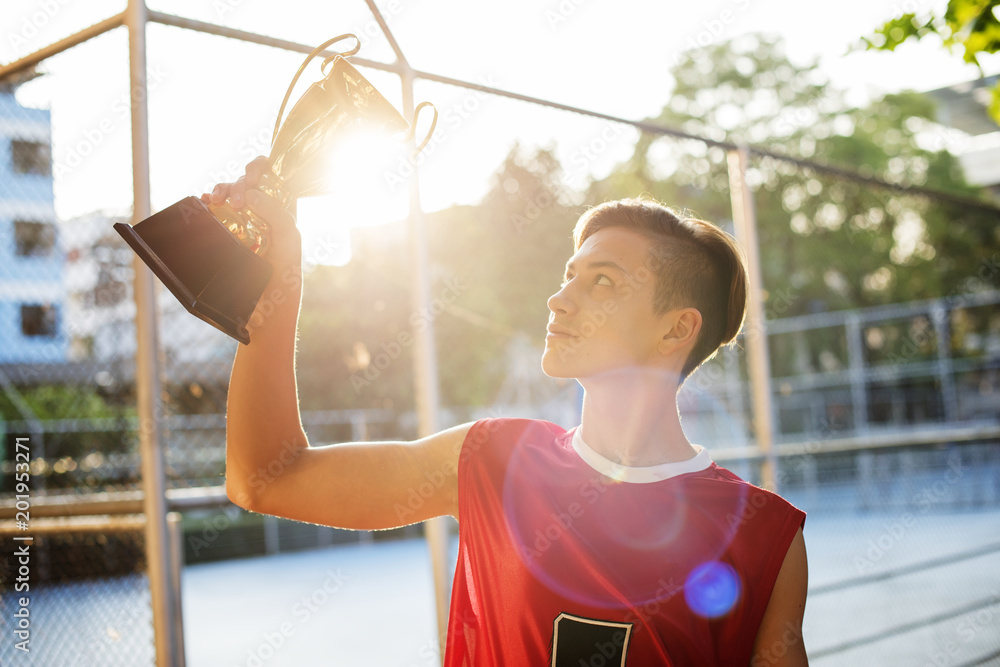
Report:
257,171,291,209
204,170,290,257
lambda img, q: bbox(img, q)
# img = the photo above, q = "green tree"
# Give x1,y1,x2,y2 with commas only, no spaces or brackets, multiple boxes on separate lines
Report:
0,385,117,422
428,145,580,406
854,0,1000,123
589,35,998,322
295,234,416,415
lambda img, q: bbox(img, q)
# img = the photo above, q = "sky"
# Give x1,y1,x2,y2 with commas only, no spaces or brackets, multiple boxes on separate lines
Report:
2,0,997,246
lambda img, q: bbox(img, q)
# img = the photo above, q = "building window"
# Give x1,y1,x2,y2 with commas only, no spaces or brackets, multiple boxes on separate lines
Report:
21,304,57,337
11,140,51,176
14,220,55,257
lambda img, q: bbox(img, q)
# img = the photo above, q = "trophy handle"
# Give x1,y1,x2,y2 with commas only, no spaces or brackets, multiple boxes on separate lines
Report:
272,32,438,159
402,101,440,155
272,33,362,151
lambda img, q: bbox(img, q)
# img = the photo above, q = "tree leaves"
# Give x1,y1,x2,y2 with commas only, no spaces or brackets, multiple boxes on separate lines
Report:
589,35,998,316
856,0,1000,124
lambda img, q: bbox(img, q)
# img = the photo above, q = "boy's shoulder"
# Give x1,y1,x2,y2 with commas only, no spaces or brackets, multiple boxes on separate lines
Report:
464,416,567,447
692,462,808,533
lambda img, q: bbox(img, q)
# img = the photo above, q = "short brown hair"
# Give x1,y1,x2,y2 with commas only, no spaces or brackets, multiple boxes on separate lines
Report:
573,197,748,381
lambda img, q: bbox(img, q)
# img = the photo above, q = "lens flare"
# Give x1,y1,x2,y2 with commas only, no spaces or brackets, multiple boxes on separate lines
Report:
684,560,741,619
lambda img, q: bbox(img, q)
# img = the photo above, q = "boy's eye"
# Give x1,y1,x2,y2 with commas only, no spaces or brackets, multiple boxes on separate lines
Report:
560,274,614,288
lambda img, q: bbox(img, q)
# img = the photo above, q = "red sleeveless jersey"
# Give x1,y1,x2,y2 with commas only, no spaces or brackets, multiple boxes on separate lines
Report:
444,418,807,667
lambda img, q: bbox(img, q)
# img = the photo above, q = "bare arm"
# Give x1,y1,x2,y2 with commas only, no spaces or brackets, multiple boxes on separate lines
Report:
749,527,809,666
217,158,468,530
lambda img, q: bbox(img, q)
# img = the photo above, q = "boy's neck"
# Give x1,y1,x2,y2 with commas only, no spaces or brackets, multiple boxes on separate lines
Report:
578,367,696,468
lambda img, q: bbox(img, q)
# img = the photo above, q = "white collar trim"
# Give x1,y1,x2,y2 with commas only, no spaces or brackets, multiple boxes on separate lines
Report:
571,427,712,484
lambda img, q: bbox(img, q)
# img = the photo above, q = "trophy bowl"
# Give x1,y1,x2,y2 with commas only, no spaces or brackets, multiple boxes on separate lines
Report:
114,34,434,344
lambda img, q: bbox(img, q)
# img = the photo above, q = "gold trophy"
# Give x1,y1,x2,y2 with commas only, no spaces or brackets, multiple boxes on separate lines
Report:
114,35,436,344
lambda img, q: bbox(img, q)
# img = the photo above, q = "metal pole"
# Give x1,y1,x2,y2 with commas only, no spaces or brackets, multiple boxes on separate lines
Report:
4,13,998,217
167,513,187,667
125,0,176,664
400,67,450,659
727,146,778,493
931,303,958,423
845,314,869,435
146,11,398,77
0,12,125,82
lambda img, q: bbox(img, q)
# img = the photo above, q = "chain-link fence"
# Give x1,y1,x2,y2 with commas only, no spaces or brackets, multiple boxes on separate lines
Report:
1,1,1000,665
0,520,153,665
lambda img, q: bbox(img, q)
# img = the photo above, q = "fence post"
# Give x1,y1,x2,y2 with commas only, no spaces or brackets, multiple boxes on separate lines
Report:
727,146,778,493
264,515,280,555
931,303,958,423
167,512,187,666
845,314,869,435
400,63,450,660
124,0,176,663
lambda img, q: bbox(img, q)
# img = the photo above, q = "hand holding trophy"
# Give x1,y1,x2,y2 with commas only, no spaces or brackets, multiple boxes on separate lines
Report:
202,156,300,285
114,34,436,344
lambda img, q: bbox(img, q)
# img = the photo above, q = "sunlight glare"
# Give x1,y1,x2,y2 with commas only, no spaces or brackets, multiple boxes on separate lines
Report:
295,128,411,266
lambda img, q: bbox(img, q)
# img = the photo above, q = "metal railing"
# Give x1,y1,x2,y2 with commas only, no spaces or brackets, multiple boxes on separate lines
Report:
3,1,1000,665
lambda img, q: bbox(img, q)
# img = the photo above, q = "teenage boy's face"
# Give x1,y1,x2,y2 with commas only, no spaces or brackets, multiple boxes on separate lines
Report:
541,226,673,379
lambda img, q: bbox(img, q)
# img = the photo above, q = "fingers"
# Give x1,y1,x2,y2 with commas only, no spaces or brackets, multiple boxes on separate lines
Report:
207,181,230,206
202,155,270,207
245,156,271,185
227,176,250,210
201,184,221,204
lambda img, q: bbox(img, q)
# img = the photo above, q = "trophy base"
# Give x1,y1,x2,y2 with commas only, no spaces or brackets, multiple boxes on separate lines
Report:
114,197,273,345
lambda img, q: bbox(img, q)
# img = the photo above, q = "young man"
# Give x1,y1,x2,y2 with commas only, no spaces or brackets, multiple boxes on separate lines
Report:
213,158,808,666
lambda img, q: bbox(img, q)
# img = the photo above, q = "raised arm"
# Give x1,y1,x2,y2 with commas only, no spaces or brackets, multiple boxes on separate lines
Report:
216,158,469,530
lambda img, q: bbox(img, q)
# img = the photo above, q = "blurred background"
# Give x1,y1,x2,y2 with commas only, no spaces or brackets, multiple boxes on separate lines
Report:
0,0,999,665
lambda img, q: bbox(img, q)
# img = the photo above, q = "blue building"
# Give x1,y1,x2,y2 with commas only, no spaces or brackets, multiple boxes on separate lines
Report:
0,76,66,364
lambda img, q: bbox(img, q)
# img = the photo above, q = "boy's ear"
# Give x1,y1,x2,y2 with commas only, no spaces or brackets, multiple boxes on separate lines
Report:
658,307,702,355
